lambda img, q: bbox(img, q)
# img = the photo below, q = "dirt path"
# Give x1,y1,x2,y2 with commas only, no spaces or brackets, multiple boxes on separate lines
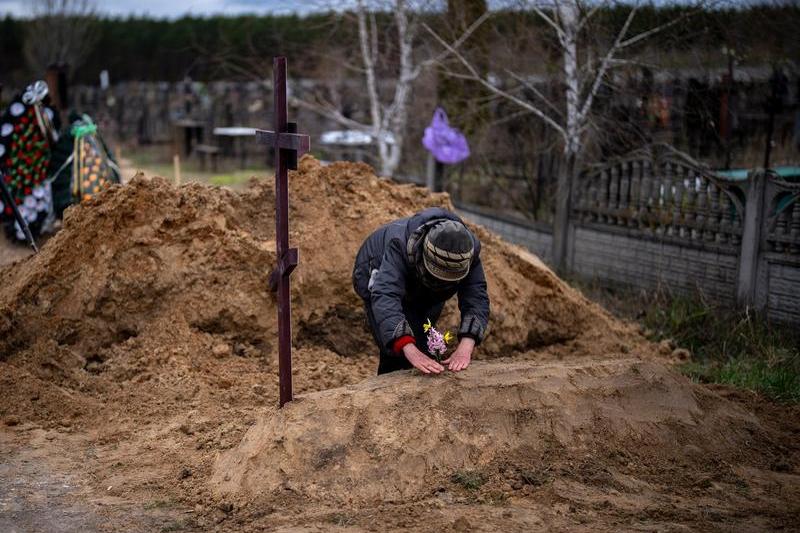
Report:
0,429,195,533
0,437,103,533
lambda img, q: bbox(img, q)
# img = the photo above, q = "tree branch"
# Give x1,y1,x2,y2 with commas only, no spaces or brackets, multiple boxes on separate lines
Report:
531,5,566,42
617,10,694,50
411,10,492,80
423,22,568,141
291,96,371,132
577,5,638,123
504,69,564,119
576,0,608,33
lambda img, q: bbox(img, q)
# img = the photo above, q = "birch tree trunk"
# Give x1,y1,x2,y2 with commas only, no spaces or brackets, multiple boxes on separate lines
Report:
552,0,581,272
357,0,414,178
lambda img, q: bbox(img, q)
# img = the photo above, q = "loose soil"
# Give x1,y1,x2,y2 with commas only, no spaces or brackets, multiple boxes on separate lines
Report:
0,156,797,532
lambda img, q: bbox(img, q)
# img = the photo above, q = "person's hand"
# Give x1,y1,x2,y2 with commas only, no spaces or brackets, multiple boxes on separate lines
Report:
402,343,444,375
442,337,475,372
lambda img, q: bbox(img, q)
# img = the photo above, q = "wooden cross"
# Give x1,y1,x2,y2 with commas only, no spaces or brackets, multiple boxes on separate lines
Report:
255,57,310,407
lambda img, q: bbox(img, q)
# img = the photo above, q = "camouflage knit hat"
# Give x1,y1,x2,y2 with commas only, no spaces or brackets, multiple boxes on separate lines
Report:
422,220,474,282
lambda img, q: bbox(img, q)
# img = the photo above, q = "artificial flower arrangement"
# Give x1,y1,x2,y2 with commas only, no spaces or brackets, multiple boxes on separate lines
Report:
423,318,454,362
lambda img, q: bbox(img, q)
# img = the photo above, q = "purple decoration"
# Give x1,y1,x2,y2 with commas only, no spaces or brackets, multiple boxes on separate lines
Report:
426,327,448,358
422,107,470,165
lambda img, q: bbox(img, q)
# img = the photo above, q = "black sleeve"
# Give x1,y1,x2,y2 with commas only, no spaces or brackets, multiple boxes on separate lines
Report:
456,253,490,344
369,237,414,349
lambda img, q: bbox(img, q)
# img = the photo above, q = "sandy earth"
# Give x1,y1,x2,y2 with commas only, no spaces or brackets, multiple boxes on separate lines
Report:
0,157,798,532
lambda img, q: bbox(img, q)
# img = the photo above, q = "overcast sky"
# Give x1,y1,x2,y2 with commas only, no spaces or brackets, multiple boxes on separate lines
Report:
0,0,757,18
0,0,332,18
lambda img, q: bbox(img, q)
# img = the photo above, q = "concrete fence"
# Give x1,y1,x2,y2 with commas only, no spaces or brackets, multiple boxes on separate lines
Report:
458,145,800,324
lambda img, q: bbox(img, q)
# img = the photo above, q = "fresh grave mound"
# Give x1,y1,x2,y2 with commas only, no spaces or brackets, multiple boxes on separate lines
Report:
0,156,643,426
211,358,789,507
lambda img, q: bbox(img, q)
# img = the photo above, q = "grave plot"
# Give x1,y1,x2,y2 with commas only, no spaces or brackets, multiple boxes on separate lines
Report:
0,156,797,532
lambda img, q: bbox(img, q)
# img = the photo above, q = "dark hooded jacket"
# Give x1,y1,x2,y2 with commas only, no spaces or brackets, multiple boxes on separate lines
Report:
352,207,490,352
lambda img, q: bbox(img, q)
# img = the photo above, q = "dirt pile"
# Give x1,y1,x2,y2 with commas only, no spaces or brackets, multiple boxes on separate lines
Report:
0,174,276,361
208,359,799,533
211,359,766,504
0,157,797,532
0,156,641,426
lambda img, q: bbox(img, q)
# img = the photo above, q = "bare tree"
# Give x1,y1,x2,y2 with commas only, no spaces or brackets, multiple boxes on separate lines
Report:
294,0,419,177
425,0,700,271
356,0,414,177
24,0,98,74
198,1,487,178
294,0,488,177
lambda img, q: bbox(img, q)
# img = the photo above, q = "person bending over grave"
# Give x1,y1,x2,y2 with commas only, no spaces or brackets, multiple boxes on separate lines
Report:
353,207,490,375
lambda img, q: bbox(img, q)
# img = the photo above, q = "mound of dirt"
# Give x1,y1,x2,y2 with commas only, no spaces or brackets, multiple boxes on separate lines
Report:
0,157,797,532
211,359,767,505
0,156,642,427
0,168,281,359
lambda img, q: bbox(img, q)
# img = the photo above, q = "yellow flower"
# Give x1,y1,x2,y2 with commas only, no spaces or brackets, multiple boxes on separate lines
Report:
443,331,454,344
423,318,432,333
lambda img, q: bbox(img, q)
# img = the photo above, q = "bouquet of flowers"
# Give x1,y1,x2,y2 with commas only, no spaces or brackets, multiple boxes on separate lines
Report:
423,318,454,362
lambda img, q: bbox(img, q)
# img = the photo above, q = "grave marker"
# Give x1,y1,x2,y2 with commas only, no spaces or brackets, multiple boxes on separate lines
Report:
255,57,310,407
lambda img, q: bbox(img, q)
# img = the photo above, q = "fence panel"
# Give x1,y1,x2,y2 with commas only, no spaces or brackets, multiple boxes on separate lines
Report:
454,149,800,322
757,172,800,322
573,145,747,254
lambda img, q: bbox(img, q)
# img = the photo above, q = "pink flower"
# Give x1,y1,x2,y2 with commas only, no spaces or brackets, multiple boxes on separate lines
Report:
423,319,453,361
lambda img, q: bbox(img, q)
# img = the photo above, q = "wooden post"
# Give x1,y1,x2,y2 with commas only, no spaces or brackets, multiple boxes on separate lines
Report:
426,153,446,193
173,154,181,186
45,63,69,112
255,57,311,407
763,68,786,170
426,152,435,191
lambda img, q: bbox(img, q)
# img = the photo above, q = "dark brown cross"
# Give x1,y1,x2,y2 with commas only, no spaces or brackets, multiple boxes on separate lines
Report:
255,56,310,407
